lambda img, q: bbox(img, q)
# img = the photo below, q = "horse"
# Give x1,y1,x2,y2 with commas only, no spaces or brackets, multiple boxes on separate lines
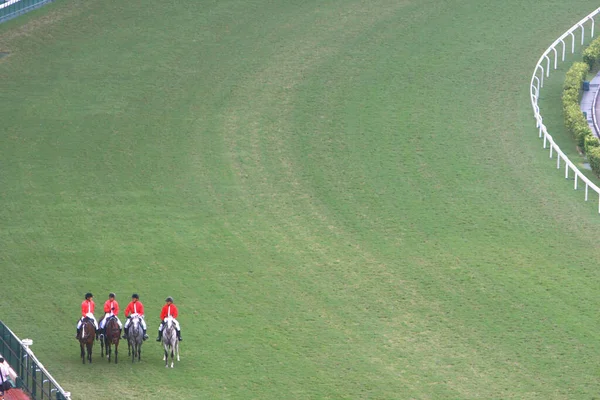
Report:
100,316,121,364
78,318,95,364
161,316,180,368
127,315,144,363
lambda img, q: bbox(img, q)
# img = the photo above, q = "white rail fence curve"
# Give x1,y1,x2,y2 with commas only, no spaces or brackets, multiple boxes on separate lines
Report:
530,7,600,213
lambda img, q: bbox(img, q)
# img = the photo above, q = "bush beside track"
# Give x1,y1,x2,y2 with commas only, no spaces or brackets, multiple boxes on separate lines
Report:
564,37,600,176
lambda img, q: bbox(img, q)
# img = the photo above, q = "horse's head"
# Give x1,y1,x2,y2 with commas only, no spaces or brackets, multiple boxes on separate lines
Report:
130,314,140,327
165,315,174,328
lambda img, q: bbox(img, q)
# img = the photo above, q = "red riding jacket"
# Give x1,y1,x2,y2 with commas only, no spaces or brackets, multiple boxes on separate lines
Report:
81,299,95,318
124,301,145,317
104,299,120,315
160,304,179,320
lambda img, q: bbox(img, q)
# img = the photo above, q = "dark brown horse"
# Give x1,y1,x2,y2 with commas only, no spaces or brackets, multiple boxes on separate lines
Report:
78,319,95,364
100,317,121,364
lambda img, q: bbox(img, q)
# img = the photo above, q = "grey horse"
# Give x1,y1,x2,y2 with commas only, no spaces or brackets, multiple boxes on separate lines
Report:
161,316,180,368
127,315,144,363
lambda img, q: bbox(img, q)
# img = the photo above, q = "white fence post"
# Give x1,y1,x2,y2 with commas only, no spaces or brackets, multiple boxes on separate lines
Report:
586,183,589,201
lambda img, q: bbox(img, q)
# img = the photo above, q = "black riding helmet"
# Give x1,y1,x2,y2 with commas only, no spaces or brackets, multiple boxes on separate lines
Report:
109,293,116,298
132,293,139,299
85,292,93,299
165,296,174,303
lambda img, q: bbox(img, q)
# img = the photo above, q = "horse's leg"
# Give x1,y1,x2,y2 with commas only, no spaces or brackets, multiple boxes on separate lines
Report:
80,343,85,364
176,341,180,362
115,342,118,364
88,342,93,363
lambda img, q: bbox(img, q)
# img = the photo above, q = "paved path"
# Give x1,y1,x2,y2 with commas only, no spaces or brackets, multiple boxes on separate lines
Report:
580,70,600,138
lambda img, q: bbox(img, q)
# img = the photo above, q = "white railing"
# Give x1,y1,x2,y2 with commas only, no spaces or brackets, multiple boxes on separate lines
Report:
530,7,600,213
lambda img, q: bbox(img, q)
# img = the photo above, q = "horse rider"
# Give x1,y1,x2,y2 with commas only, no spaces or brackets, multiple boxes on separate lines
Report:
99,292,123,338
122,293,149,340
76,292,99,339
156,296,182,342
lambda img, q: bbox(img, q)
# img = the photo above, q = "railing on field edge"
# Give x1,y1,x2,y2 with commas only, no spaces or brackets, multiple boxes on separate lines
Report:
530,7,600,213
0,321,71,400
0,0,53,24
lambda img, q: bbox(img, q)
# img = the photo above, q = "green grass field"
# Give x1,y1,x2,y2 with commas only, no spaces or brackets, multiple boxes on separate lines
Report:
2,0,600,398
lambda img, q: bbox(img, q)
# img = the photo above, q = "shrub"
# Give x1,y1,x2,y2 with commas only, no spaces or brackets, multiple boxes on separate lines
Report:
587,146,600,176
562,62,592,149
584,134,600,153
583,36,600,70
563,62,589,91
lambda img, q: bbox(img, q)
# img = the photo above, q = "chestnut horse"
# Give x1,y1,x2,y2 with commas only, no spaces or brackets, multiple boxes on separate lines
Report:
100,317,120,364
78,318,95,364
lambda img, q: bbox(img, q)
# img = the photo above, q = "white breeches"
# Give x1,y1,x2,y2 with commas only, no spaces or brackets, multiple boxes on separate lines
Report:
159,319,180,331
124,316,147,330
77,314,98,330
100,313,123,329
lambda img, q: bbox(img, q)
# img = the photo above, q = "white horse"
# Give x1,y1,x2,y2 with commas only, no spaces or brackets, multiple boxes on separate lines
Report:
127,315,143,363
161,316,180,368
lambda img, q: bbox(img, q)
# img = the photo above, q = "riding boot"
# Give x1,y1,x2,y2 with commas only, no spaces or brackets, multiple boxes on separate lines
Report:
122,327,128,339
143,329,148,341
177,330,182,341
76,328,80,339
156,330,162,342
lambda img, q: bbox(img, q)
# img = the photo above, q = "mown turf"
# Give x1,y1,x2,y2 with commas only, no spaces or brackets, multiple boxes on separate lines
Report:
2,0,600,399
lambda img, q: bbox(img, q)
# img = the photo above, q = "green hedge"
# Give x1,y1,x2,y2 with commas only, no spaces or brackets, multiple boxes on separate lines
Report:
588,146,600,173
584,134,600,153
562,62,591,149
560,59,600,177
583,35,600,70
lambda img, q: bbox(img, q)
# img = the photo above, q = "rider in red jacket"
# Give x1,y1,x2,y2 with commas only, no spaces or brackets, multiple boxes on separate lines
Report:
156,296,182,342
76,292,99,339
122,293,149,340
98,293,123,338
